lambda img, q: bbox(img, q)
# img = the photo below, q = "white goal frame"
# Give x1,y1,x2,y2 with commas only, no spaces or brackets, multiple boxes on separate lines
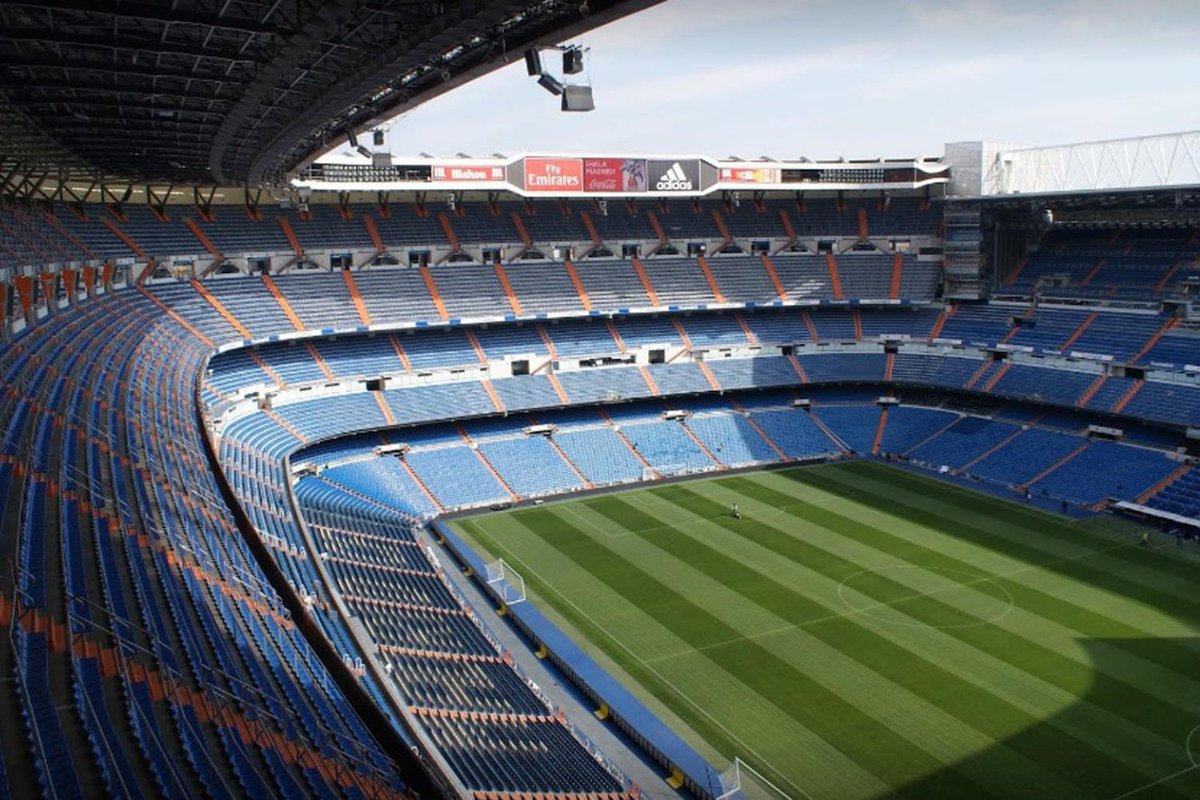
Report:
484,558,526,605
643,462,689,481
716,758,795,800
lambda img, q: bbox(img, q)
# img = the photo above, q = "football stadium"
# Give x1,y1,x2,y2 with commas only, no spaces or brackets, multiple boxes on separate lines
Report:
1,2,1199,799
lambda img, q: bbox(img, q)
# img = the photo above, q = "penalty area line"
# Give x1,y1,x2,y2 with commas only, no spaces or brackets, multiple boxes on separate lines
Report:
1109,764,1199,800
1108,722,1200,799
483,543,812,800
645,536,1144,665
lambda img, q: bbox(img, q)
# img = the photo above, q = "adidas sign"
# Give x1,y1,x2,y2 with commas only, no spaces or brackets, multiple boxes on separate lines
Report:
655,162,693,191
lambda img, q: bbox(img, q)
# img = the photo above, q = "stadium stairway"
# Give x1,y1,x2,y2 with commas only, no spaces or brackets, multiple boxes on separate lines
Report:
420,266,450,321
630,257,661,306
342,270,373,325
9,244,1200,799
871,407,889,455
260,275,305,331
1136,463,1193,505
824,253,844,300
1020,441,1092,492
1112,379,1145,413
0,288,418,798
1076,374,1108,408
562,260,593,311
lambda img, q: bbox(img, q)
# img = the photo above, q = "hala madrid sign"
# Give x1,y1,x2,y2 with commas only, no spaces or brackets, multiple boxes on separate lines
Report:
302,152,949,194
583,158,647,193
521,157,703,194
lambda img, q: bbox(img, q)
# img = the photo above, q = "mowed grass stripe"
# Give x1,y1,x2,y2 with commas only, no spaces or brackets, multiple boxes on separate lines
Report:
587,492,1099,800
717,475,1200,720
743,472,1200,708
458,514,695,661
634,484,1180,795
820,463,1200,609
722,475,1200,720
490,508,890,799
788,469,1200,698
509,505,996,799
755,468,1200,647
640,650,894,800
816,463,1200,610
774,468,1200,664
448,463,1200,800
456,515,848,784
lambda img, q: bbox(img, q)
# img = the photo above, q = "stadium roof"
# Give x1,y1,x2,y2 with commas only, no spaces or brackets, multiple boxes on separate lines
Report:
0,0,659,188
944,130,1200,198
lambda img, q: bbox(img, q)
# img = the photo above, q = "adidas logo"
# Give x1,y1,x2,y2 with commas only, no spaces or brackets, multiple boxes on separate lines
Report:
655,162,693,191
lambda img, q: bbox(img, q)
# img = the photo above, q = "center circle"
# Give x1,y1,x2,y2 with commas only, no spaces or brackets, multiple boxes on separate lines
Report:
837,564,1015,629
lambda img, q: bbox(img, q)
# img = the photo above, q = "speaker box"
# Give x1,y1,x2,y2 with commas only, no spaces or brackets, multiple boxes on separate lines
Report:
524,49,542,76
561,84,594,112
537,73,564,95
563,47,584,74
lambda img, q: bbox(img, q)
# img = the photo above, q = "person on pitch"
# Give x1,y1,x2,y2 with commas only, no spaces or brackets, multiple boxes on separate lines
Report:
731,502,741,520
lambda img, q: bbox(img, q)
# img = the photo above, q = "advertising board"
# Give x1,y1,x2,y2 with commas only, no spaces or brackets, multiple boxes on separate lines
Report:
524,157,585,192
431,164,506,182
718,166,782,184
647,159,701,192
583,158,647,192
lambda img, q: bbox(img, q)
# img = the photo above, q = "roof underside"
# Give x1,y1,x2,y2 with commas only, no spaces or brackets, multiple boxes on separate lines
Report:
0,0,658,187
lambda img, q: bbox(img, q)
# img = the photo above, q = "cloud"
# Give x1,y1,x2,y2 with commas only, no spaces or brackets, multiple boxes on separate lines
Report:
900,0,1200,51
602,44,875,109
354,0,1200,161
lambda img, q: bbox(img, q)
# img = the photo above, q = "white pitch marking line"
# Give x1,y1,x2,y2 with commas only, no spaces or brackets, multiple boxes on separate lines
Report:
836,565,1016,630
646,537,1142,664
1102,721,1200,799
470,517,809,800
1109,764,1200,799
560,504,630,539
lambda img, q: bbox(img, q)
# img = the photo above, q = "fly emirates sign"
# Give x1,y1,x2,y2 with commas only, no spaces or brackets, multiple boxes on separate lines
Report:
523,158,584,192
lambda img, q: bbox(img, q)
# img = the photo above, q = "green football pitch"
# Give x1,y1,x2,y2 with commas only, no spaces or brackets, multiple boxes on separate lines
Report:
448,461,1200,800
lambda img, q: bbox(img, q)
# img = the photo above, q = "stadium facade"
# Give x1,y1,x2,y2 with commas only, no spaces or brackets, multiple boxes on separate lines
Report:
1,5,1199,793
2,130,1199,796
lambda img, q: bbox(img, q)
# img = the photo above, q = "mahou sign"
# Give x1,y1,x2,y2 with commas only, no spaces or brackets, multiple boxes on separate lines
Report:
432,164,505,182
523,157,584,192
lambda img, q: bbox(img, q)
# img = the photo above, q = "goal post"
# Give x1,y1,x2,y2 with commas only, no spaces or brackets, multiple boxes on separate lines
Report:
644,462,687,481
716,758,795,800
484,558,526,605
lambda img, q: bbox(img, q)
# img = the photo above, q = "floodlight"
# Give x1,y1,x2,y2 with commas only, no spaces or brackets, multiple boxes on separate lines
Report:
561,84,593,111
537,73,564,96
563,46,584,74
524,49,542,76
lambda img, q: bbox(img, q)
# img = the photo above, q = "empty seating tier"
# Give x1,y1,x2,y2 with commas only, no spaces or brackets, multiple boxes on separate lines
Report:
5,199,1199,799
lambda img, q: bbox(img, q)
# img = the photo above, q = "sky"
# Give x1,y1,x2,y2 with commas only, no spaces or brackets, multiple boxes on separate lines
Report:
364,0,1200,161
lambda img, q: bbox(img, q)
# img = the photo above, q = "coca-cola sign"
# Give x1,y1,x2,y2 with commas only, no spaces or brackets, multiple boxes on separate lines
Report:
583,158,647,193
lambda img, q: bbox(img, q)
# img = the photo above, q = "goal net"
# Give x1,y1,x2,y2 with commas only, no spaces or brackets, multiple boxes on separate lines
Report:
643,462,689,481
484,559,527,605
716,758,794,800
